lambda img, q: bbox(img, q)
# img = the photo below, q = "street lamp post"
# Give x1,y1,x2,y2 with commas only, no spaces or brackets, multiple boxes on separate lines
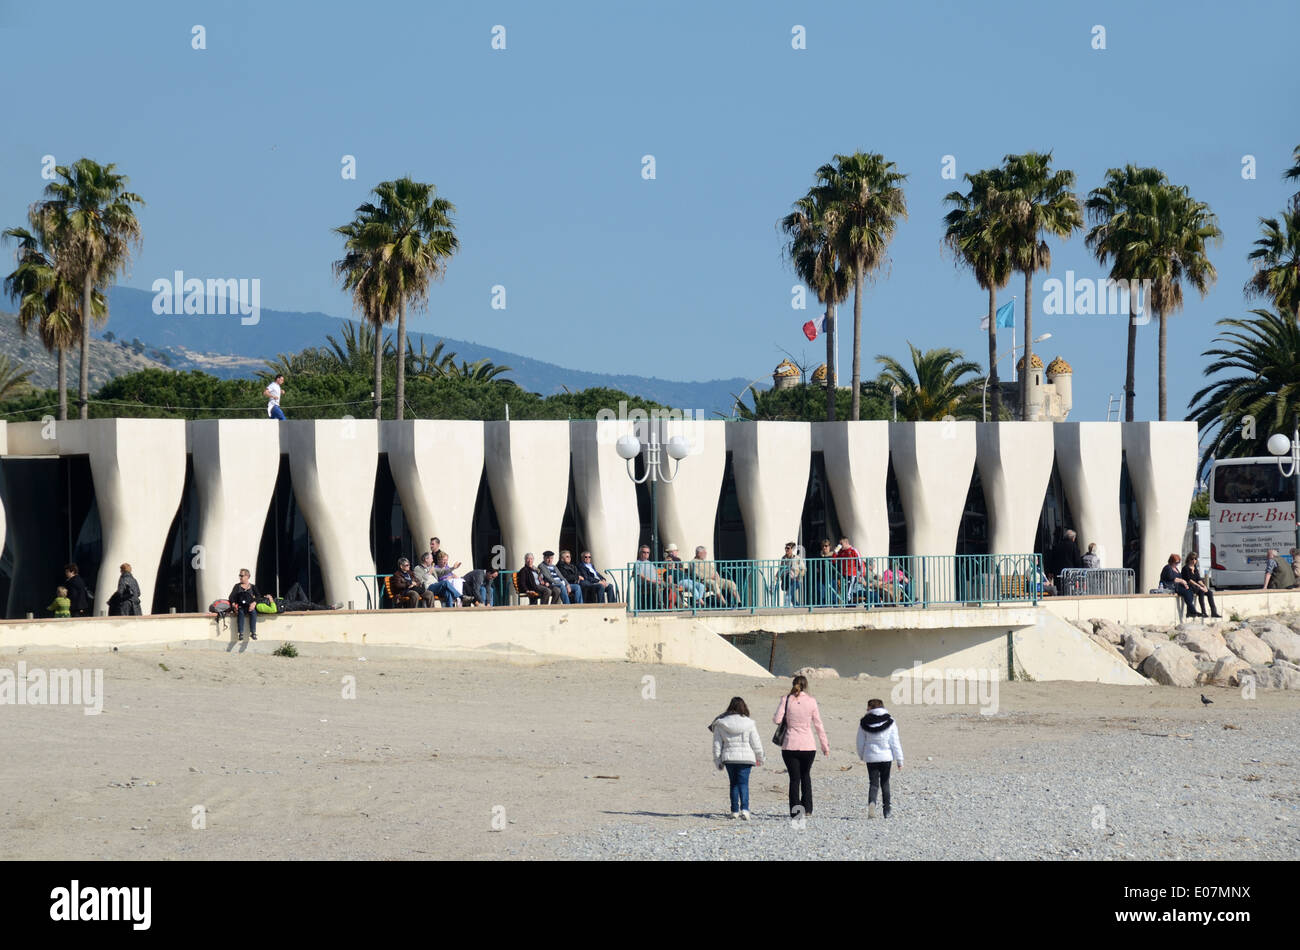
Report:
617,429,691,561
982,333,1051,422
1267,414,1300,554
890,384,901,422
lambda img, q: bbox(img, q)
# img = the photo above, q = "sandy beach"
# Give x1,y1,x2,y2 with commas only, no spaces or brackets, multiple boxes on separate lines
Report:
1,645,1297,861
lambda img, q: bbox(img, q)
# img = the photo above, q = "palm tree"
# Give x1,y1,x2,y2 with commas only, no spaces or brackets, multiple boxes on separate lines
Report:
944,168,1014,421
1123,183,1221,420
3,215,105,419
781,190,850,421
1244,208,1300,318
1285,144,1300,207
36,159,144,419
811,152,908,420
336,178,458,421
995,152,1083,419
444,357,513,382
1085,165,1169,421
1187,308,1300,469
407,337,457,378
333,220,396,419
0,354,32,401
867,343,983,421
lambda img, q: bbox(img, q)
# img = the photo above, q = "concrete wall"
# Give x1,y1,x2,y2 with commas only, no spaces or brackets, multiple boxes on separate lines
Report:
570,420,640,571
286,420,379,608
485,422,570,570
727,422,811,559
87,420,188,615
383,421,484,568
818,421,889,554
654,417,725,555
191,420,281,609
1053,423,1123,569
976,422,1055,556
1123,421,1198,592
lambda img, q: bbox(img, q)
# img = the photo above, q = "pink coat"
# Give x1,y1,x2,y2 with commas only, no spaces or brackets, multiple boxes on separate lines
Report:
773,693,829,753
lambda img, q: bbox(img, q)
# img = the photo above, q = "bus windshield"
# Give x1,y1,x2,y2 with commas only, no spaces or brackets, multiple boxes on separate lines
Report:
1212,463,1297,505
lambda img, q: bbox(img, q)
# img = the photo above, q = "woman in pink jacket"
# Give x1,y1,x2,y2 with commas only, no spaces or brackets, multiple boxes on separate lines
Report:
772,674,830,818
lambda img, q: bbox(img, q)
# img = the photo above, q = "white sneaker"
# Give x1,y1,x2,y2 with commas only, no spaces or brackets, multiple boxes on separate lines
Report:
740,810,750,821
728,811,738,819
868,804,878,819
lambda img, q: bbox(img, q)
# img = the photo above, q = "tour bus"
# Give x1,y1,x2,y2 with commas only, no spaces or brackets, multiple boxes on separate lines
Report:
1208,456,1297,587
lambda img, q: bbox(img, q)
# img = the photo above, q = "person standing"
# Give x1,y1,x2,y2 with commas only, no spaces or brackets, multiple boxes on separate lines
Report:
63,563,90,617
711,697,764,820
229,568,262,640
113,563,142,616
1081,542,1101,570
47,586,71,618
856,698,904,818
265,374,286,421
777,542,805,606
772,674,829,819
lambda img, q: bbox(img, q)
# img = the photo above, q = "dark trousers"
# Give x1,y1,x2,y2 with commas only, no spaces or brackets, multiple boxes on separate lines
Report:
236,604,257,634
867,761,892,809
1193,587,1218,616
782,749,816,816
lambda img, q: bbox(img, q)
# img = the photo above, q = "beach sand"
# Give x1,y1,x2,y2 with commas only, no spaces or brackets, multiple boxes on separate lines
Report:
1,646,1297,860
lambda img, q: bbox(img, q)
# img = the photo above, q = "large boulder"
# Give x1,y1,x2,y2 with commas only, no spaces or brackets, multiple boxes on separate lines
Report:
1090,618,1125,645
1175,626,1232,662
1121,630,1156,670
1224,627,1275,666
1246,663,1300,690
1068,618,1094,636
1139,643,1200,688
1088,633,1126,662
1207,655,1252,688
1257,625,1300,664
794,666,840,679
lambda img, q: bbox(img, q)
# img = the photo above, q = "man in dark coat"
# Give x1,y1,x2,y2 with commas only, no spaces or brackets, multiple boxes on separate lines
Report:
1051,529,1083,595
63,564,91,617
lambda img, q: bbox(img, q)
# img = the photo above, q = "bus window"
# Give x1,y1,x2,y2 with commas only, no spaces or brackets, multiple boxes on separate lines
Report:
1213,464,1296,505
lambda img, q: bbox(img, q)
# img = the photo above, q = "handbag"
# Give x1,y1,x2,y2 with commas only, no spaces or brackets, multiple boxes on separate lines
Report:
772,695,791,745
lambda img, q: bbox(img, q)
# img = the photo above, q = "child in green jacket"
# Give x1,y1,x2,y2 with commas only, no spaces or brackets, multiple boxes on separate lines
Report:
48,586,71,618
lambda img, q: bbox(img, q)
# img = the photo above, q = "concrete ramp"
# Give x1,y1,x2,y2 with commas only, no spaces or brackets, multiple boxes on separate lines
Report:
1013,610,1146,685
626,615,772,677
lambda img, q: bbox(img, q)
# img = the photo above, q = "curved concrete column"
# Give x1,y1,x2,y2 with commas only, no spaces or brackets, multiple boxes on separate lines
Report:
570,419,640,572
1122,421,1198,591
88,419,188,615
383,421,484,568
889,422,977,556
976,422,1055,556
0,421,6,577
484,421,570,570
817,421,889,555
1053,423,1123,570
653,418,726,555
286,419,378,607
726,422,811,559
191,420,282,609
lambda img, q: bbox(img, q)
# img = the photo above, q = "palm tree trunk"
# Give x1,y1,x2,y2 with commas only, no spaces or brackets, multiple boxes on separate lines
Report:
824,303,836,422
57,347,68,421
850,272,864,421
80,270,93,419
395,298,407,421
986,285,999,421
1124,294,1138,422
1021,270,1033,420
1157,311,1167,421
373,319,383,421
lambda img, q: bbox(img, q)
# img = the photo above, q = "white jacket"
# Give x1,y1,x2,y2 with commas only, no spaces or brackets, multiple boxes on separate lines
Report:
856,708,904,764
712,714,764,767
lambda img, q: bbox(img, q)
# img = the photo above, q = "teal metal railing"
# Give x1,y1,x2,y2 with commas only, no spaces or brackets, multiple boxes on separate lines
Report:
622,554,1043,614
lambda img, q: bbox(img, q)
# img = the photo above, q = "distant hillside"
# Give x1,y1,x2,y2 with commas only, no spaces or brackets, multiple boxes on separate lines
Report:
0,315,172,390
98,287,755,414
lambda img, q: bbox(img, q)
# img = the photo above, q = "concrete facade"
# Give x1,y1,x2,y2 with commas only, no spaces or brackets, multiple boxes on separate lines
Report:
485,421,571,571
1053,422,1123,570
653,418,726,554
1123,421,1199,592
726,422,811,559
818,421,889,554
570,419,640,573
976,422,1055,556
383,420,484,569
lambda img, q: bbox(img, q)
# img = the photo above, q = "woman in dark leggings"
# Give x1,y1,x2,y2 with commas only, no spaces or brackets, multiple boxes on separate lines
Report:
772,675,830,818
1181,552,1220,618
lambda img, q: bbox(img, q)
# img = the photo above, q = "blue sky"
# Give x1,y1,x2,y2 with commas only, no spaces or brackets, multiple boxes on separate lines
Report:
2,0,1297,421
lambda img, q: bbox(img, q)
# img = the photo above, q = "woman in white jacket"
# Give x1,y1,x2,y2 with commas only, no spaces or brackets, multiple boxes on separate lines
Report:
855,698,903,818
710,697,764,820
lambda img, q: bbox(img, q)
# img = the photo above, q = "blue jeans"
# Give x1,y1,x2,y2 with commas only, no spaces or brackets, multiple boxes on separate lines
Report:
567,583,583,604
428,580,457,607
236,605,257,634
581,582,615,603
269,405,286,421
724,763,752,812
